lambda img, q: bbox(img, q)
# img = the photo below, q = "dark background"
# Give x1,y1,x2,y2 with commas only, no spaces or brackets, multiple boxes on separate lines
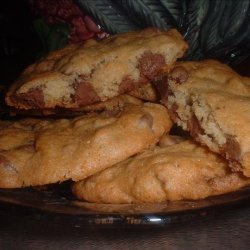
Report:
0,0,40,86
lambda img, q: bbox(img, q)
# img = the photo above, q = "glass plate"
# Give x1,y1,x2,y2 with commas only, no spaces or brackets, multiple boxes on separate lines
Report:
0,183,250,227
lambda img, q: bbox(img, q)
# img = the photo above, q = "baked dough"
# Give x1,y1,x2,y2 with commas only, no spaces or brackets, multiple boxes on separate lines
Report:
155,60,250,177
6,28,188,109
8,94,143,117
72,138,250,203
0,103,172,187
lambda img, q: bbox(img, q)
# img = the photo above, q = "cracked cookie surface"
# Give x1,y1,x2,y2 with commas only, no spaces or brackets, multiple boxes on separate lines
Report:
0,103,172,188
155,60,250,177
72,138,250,203
5,28,188,110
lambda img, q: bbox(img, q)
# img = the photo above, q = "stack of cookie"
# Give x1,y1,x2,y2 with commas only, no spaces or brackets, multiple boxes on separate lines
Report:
1,28,250,204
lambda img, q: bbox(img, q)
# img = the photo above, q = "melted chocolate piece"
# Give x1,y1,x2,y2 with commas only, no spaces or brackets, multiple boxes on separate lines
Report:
15,88,45,108
152,73,168,100
222,136,241,161
120,51,166,96
138,51,166,80
74,78,100,106
188,115,205,137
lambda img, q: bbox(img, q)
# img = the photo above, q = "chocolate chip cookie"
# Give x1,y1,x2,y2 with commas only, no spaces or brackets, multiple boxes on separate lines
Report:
0,103,172,188
6,28,188,110
72,138,250,203
155,60,250,177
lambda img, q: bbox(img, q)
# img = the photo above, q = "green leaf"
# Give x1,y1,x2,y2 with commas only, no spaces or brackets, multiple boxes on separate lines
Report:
117,0,177,30
159,0,184,26
75,0,139,34
33,19,69,56
220,0,250,40
200,0,226,52
184,0,210,59
47,23,70,51
33,19,51,53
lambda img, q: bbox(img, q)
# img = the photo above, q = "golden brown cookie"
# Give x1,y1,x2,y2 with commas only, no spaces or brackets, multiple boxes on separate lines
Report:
5,28,188,110
154,60,250,177
72,138,250,204
0,103,172,188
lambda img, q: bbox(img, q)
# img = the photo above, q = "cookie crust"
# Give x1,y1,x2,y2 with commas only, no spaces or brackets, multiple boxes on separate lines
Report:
72,139,250,203
6,28,188,110
155,60,250,177
0,103,172,188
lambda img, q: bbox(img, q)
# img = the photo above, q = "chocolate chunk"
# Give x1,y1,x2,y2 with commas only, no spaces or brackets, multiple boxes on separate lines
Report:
168,66,188,84
138,51,166,80
222,136,241,161
152,73,169,103
152,66,188,104
188,115,205,137
15,88,45,108
119,51,165,95
74,78,100,106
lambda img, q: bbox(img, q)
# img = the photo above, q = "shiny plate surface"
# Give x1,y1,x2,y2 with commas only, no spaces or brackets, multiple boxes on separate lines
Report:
0,183,249,227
